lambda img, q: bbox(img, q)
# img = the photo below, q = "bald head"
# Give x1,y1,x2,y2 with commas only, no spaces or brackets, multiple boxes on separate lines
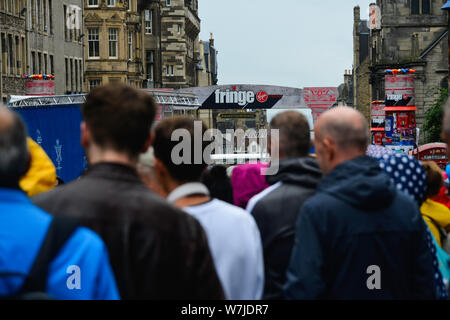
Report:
316,107,369,153
0,106,30,188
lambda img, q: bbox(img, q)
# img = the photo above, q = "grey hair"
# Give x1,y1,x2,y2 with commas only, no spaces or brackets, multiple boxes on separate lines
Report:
0,106,29,187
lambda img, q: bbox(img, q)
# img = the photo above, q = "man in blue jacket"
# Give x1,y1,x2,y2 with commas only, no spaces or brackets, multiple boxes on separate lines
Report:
284,106,436,300
0,106,119,300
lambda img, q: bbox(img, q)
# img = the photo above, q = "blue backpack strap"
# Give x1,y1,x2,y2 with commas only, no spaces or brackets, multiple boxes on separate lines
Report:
18,216,79,295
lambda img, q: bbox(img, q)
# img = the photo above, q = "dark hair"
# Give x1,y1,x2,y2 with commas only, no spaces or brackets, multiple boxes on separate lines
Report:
0,108,29,188
81,84,156,158
269,111,311,158
422,161,444,198
153,117,209,183
201,165,234,204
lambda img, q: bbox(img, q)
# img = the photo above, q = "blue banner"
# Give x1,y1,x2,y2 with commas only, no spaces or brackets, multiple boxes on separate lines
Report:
13,105,86,183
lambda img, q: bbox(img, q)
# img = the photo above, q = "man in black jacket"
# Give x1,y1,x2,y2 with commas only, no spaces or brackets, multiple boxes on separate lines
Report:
33,84,225,300
246,111,322,300
284,107,436,300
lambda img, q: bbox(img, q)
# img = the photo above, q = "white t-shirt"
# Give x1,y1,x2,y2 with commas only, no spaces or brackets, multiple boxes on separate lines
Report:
184,199,264,300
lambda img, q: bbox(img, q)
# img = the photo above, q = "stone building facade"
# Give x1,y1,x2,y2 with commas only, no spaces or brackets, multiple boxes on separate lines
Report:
197,33,218,87
369,0,448,142
352,5,371,121
27,0,85,95
84,0,144,91
140,0,201,89
0,0,27,103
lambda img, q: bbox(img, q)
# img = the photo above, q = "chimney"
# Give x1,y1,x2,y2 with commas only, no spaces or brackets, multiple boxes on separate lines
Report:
209,32,214,47
354,5,360,23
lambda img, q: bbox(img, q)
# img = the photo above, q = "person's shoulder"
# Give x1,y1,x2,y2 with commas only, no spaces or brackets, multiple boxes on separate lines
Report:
32,179,83,204
213,199,259,227
63,226,106,255
246,182,282,213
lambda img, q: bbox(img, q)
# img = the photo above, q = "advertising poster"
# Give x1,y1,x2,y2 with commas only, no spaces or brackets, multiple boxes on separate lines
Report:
302,87,338,124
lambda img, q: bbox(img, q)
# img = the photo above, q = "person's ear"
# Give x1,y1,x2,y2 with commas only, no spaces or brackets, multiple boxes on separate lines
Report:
80,122,90,149
322,137,335,163
141,132,154,153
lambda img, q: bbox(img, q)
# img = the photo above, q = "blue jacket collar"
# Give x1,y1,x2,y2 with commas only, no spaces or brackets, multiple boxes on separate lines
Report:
0,187,30,204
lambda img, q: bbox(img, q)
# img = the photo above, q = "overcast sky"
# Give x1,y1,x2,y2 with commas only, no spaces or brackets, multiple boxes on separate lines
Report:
199,0,374,88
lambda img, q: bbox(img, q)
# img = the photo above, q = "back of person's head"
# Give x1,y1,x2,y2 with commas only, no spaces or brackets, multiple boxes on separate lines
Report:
0,106,29,188
201,165,234,204
422,161,444,199
269,111,310,159
81,83,156,158
314,107,369,174
317,107,369,153
153,116,209,183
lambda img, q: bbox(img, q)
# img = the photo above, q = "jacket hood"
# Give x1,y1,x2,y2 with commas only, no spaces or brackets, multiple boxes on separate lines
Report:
20,138,57,197
266,156,322,188
318,156,395,211
231,162,270,209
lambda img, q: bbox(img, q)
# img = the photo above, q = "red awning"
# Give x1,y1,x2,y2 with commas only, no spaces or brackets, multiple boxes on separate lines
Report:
383,106,418,111
371,128,385,132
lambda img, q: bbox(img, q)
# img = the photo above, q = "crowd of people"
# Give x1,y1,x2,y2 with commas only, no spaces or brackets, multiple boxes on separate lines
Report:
1,83,450,300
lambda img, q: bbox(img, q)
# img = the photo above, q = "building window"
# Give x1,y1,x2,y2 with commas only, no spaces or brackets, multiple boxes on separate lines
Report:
177,24,181,34
107,0,115,7
144,10,152,34
21,37,26,74
15,36,20,75
30,0,35,29
166,65,174,77
166,0,171,6
37,0,41,31
79,60,83,91
49,0,53,33
1,34,5,74
43,53,47,74
146,51,153,80
31,51,36,74
88,0,98,6
89,79,101,90
8,35,13,71
70,58,74,92
43,0,47,32
108,28,118,58
63,5,67,40
88,28,100,58
49,54,54,74
128,31,133,60
411,0,431,15
74,59,78,92
37,52,42,74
